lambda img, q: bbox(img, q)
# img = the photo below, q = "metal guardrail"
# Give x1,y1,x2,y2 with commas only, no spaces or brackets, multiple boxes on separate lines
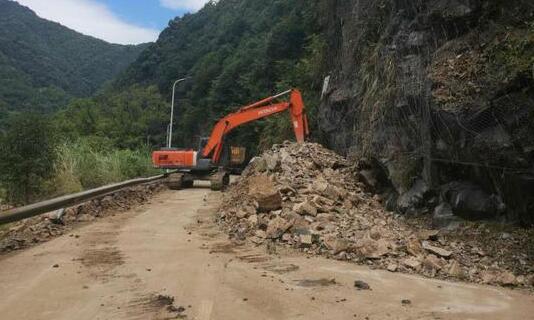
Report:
0,174,166,226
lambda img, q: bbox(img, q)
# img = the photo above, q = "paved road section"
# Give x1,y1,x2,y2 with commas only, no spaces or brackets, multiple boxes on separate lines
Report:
0,185,532,319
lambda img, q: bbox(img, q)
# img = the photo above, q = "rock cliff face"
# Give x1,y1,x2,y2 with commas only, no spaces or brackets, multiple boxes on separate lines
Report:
319,0,534,225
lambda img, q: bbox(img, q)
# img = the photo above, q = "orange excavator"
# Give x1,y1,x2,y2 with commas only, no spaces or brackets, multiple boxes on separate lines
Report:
152,89,309,190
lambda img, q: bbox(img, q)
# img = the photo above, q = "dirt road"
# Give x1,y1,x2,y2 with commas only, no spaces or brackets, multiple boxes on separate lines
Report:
0,184,532,320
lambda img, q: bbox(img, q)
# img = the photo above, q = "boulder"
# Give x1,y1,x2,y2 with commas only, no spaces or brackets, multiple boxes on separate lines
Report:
248,176,282,212
447,260,464,278
236,209,248,219
358,169,378,191
266,217,292,239
265,153,280,171
396,179,430,214
250,157,267,172
432,202,462,230
293,201,318,217
403,257,422,270
356,238,390,259
247,214,258,226
497,271,518,287
299,234,313,247
417,230,440,241
406,238,423,257
387,263,398,272
441,182,506,220
323,236,350,254
422,241,452,258
312,180,341,201
480,270,498,284
423,254,444,271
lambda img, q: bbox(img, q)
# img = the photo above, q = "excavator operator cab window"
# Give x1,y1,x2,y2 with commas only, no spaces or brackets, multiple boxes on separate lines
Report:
198,137,209,153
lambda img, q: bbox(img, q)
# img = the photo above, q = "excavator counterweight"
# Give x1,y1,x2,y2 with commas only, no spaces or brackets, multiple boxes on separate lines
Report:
152,89,309,190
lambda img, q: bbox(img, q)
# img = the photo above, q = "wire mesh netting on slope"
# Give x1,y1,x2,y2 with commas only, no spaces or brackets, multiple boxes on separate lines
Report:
317,0,534,225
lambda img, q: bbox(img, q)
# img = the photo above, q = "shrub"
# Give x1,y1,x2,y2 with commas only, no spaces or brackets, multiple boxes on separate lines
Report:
0,113,57,204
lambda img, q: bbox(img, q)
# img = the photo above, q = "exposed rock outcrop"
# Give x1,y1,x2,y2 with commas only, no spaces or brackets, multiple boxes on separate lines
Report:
318,0,534,225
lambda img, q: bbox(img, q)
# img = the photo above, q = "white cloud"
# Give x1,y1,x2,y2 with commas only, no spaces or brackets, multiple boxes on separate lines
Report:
15,0,160,45
160,0,210,11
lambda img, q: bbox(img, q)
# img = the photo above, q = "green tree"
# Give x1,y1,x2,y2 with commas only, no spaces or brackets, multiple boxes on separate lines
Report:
0,113,57,204
115,0,328,153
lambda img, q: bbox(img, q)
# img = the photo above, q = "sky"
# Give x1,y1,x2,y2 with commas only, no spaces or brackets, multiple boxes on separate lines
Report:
15,0,211,45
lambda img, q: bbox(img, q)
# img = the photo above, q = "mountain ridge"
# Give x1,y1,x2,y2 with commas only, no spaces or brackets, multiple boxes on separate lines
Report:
0,0,150,115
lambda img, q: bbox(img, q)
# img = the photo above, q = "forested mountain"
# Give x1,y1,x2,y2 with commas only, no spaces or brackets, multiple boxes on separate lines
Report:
115,0,327,152
0,0,149,116
1,0,533,225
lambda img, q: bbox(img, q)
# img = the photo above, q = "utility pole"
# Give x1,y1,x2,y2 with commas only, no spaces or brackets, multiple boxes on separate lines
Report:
168,77,190,148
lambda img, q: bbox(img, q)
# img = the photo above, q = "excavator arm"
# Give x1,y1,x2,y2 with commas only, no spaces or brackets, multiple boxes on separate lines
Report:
202,89,309,164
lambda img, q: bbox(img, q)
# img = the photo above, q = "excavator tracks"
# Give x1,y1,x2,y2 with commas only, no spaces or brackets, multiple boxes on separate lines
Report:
167,172,228,191
167,173,185,190
209,172,230,191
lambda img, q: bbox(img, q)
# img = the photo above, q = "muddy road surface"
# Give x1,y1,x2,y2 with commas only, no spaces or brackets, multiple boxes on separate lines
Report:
0,184,533,319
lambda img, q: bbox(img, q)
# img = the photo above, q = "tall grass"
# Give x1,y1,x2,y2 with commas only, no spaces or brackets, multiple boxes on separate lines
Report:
46,139,159,197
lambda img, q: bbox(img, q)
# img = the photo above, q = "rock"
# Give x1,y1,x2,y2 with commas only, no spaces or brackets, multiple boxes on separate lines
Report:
447,260,464,278
250,236,265,245
403,257,422,270
387,263,398,272
500,232,512,240
52,264,59,268
46,208,66,225
406,238,423,257
369,226,387,240
250,157,267,172
236,209,248,219
432,202,461,230
421,241,452,258
217,142,534,291
311,195,335,212
265,153,280,171
312,180,340,201
293,201,318,217
358,170,378,191
401,299,411,306
247,214,258,226
441,182,506,220
497,271,517,287
323,236,350,254
279,185,297,195
356,238,390,259
299,234,313,247
281,233,292,242
266,217,292,239
423,254,444,271
248,176,282,212
342,198,354,209
354,280,371,290
480,270,498,284
100,196,114,208
417,230,439,241
396,179,430,214
255,230,267,239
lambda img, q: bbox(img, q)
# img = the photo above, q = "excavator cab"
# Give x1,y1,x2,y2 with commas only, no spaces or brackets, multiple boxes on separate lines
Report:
199,136,247,173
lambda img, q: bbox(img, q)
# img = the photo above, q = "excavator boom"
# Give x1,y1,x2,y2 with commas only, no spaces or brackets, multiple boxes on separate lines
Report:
152,88,309,191
202,89,308,163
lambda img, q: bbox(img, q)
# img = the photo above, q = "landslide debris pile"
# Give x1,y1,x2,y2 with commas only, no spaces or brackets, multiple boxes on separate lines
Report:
0,183,164,254
218,142,534,289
